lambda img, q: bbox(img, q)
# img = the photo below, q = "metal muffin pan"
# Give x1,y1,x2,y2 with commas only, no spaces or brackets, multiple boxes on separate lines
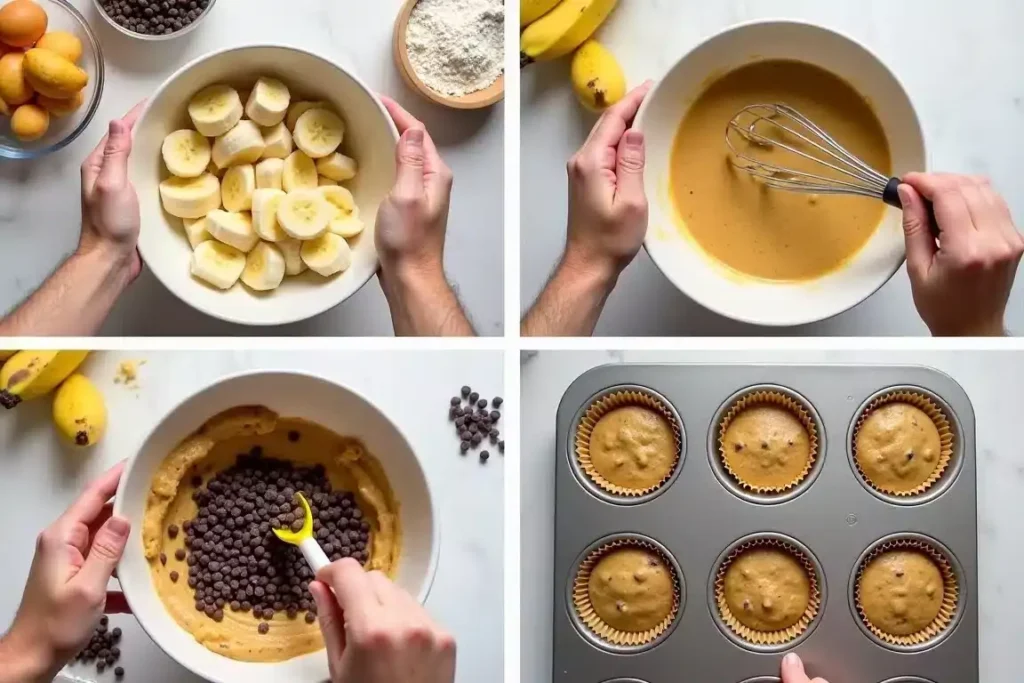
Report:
552,364,977,683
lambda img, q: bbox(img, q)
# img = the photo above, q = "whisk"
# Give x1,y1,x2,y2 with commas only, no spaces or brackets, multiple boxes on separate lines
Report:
726,103,935,228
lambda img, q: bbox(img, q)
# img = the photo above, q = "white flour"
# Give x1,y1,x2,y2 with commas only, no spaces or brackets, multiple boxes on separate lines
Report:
406,0,504,97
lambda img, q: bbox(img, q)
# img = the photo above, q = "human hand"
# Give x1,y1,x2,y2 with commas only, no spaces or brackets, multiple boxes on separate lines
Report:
79,103,146,283
563,81,653,282
310,558,456,683
375,96,454,284
3,463,131,682
900,173,1023,336
781,653,828,683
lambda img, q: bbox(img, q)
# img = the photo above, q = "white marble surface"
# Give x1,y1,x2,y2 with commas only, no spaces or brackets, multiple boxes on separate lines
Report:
0,350,504,682
0,0,504,336
521,349,1024,682
520,0,1024,336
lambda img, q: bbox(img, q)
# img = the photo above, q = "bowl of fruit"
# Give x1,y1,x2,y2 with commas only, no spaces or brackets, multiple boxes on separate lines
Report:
0,0,103,159
130,44,399,326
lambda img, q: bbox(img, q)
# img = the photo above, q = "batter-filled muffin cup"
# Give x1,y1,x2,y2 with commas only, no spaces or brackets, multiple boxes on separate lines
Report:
575,388,682,498
853,537,959,647
572,538,681,649
713,537,822,647
717,390,818,494
852,390,954,498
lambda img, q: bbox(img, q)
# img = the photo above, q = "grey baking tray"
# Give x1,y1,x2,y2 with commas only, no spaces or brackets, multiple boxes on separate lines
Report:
552,364,977,683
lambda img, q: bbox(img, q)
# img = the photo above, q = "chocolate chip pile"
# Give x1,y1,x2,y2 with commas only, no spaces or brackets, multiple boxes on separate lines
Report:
99,0,212,37
174,448,371,634
72,616,124,677
449,386,504,461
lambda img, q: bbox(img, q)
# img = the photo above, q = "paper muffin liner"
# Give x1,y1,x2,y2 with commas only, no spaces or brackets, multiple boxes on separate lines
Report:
853,538,959,647
714,537,821,646
852,391,954,497
717,390,818,494
575,389,682,498
572,538,681,648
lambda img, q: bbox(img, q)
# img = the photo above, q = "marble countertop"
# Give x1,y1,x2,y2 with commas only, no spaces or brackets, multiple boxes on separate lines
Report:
521,349,1024,682
521,0,1024,336
0,0,504,336
0,350,504,682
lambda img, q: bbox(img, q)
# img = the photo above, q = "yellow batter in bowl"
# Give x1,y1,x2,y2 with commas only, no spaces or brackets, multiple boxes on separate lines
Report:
670,60,892,282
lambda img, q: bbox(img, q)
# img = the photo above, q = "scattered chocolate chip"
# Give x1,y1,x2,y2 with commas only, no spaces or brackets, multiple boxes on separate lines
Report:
450,396,461,406
477,399,488,409
167,524,179,539
469,392,479,403
480,450,490,462
461,385,471,397
169,571,179,582
305,611,317,624
115,666,125,678
159,552,167,565
460,441,470,453
498,440,504,453
175,548,186,561
492,397,503,408
490,411,500,421
258,622,270,634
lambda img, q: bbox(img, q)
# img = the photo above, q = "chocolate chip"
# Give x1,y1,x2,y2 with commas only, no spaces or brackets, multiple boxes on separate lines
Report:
469,392,479,403
498,440,504,453
460,441,470,453
450,396,461,406
492,397,503,408
258,622,269,634
480,450,490,462
169,571,179,582
115,666,125,678
477,399,488,409
175,548,186,561
490,411,500,421
461,385,471,397
288,430,300,442
167,524,179,539
160,552,167,565
305,611,316,623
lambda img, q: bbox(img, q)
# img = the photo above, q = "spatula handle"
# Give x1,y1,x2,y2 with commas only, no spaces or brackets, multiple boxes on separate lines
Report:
299,536,331,573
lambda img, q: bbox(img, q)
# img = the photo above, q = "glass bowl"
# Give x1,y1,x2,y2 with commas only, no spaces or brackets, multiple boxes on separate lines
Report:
90,0,218,41
0,0,104,160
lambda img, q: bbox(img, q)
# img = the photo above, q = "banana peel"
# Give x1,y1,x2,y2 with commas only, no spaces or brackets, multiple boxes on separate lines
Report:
520,0,619,66
53,374,107,447
571,40,626,112
0,350,89,409
521,0,562,27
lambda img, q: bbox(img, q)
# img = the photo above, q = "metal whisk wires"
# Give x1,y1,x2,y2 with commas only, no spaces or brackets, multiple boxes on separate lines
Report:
726,104,890,201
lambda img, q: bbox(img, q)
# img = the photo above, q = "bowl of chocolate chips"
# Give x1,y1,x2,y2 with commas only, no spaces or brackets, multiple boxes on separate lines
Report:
114,370,439,682
93,0,216,40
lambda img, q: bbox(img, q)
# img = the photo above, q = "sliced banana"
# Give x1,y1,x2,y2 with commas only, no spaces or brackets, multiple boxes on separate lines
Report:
301,232,352,277
316,152,358,182
240,241,286,291
245,77,291,127
278,238,307,276
276,189,332,240
329,215,365,239
212,120,265,169
191,240,246,290
260,122,293,159
162,129,212,178
221,164,256,212
251,188,289,242
188,84,244,138
282,151,318,192
286,100,326,131
182,217,213,249
206,209,259,253
293,108,345,159
319,185,358,220
318,176,338,186
255,158,284,190
159,173,222,219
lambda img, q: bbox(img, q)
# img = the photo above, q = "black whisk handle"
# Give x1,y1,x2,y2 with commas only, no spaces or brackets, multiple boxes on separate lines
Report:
885,177,939,238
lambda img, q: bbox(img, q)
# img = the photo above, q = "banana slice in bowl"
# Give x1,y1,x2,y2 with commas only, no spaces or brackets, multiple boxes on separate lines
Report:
131,44,398,326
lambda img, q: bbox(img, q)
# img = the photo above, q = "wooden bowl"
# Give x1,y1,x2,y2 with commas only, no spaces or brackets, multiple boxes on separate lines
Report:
392,0,504,110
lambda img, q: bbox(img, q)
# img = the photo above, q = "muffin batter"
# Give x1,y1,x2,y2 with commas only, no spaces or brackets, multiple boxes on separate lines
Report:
589,406,676,491
671,60,891,281
143,406,400,662
856,403,942,493
723,548,810,632
721,404,811,490
859,550,945,636
587,548,675,632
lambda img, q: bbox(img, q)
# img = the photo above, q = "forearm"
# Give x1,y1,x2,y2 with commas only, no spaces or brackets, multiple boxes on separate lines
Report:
0,244,132,337
522,255,618,337
0,627,55,683
380,264,475,337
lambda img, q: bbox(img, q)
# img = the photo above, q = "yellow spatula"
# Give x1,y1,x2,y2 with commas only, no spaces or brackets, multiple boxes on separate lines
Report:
272,492,331,573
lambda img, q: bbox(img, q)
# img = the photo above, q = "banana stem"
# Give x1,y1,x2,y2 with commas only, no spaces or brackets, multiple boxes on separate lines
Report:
520,53,534,69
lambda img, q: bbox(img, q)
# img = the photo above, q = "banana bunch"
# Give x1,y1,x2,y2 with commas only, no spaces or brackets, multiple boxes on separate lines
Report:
520,0,627,112
160,77,364,292
0,350,106,447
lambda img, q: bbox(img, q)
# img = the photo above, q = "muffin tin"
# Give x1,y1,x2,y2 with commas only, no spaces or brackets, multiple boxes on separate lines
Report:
553,364,977,683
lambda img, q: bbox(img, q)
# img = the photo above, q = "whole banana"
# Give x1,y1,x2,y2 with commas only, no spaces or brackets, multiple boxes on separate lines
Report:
520,0,619,66
571,40,627,112
0,350,15,363
0,350,89,409
53,374,107,447
521,0,563,27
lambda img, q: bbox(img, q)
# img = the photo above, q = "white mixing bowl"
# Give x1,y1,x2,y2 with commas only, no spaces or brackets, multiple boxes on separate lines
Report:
636,20,926,327
114,371,438,683
131,45,399,326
